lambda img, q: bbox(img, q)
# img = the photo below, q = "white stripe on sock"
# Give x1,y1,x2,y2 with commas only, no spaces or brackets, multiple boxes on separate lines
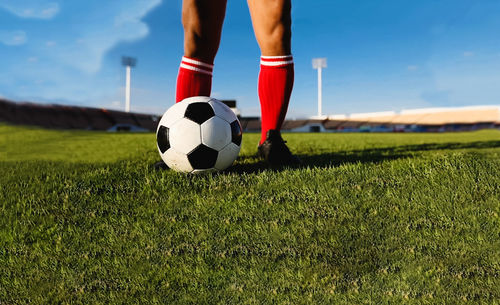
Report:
261,55,293,60
260,59,294,66
180,63,213,75
181,56,214,69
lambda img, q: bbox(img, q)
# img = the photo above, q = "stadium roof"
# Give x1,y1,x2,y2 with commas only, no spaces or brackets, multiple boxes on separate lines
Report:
336,106,500,126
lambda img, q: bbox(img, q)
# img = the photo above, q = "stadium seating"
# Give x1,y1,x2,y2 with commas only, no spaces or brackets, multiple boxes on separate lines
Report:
1,98,498,132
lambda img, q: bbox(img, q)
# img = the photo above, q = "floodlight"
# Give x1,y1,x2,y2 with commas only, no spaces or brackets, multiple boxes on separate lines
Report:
122,56,137,68
312,58,327,69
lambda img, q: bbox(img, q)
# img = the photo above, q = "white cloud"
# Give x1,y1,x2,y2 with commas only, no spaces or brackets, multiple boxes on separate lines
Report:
0,0,164,108
40,4,59,18
0,1,60,19
1,0,162,74
42,0,162,73
0,30,27,46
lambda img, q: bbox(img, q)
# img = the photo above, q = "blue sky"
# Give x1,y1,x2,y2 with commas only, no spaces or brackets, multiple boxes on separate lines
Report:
1,0,499,117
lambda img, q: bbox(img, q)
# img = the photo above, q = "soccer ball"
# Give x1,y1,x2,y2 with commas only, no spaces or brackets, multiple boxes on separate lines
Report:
156,96,242,173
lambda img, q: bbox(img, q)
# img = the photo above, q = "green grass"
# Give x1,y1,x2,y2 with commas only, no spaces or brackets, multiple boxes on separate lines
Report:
1,123,499,304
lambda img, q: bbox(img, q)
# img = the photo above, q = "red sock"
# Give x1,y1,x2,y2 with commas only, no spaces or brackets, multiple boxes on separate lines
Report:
175,56,213,103
258,55,294,144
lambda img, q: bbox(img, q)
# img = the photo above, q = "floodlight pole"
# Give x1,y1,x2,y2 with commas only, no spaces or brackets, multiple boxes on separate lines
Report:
122,56,137,113
312,58,327,117
317,67,322,117
125,65,131,112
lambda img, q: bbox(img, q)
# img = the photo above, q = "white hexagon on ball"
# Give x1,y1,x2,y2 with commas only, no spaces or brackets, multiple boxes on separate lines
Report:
201,116,231,151
215,142,241,170
208,99,238,123
169,118,201,154
158,101,190,128
163,148,193,172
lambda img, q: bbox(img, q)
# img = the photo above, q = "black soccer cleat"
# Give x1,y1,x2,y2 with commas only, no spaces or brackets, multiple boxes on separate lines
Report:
153,160,169,170
257,130,301,166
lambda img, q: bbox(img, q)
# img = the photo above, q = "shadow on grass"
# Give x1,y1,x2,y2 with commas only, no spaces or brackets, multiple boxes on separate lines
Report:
226,140,500,174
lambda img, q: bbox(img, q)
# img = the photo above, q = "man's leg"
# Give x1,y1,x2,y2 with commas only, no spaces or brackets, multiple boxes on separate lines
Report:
248,0,299,165
156,0,227,170
248,0,294,144
176,0,227,102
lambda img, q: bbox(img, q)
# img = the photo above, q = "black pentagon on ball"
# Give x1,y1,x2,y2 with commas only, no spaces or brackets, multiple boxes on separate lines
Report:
156,125,170,153
184,102,215,124
188,144,218,169
230,120,242,146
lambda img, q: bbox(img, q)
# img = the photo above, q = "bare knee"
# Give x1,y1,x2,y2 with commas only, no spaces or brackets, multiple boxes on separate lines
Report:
260,21,291,55
248,0,292,55
182,13,219,62
182,0,226,63
182,26,219,63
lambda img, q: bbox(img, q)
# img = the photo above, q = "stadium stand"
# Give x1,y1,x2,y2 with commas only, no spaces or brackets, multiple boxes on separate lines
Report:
399,107,499,125
281,119,308,131
323,119,344,129
82,108,115,130
241,118,261,131
133,113,160,131
336,120,365,130
64,106,94,129
0,99,158,131
320,106,500,132
1,98,498,132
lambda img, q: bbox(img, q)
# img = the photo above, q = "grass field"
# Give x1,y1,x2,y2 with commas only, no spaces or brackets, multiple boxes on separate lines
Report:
1,123,499,304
